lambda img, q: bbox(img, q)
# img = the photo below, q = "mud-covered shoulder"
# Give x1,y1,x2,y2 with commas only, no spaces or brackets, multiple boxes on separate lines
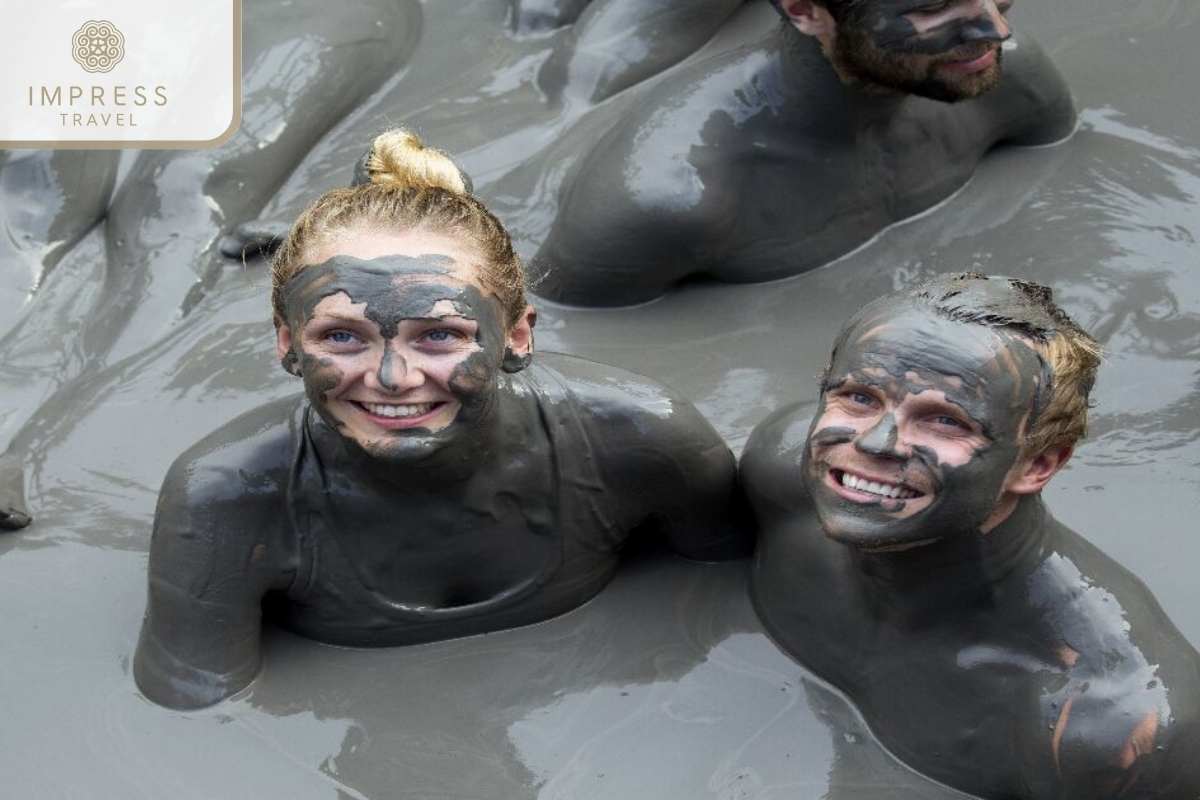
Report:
160,395,304,509
740,400,815,517
528,351,697,419
987,30,1077,146
533,46,775,304
151,395,304,576
530,352,727,462
529,352,750,559
564,43,774,208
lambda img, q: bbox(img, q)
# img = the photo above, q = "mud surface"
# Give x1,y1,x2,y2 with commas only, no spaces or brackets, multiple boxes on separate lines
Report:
2,1,1199,796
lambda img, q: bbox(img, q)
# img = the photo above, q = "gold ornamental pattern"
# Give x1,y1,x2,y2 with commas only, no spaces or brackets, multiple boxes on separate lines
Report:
72,21,125,73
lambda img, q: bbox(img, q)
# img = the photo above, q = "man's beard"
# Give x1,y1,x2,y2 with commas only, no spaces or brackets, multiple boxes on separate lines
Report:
829,26,1004,103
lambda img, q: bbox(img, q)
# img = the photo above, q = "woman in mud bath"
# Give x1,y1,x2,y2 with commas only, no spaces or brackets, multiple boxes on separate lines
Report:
134,129,749,710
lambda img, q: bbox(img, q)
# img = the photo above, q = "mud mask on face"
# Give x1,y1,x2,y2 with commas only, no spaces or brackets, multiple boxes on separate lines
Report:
280,254,505,339
802,303,1045,548
856,1,1009,56
280,254,510,460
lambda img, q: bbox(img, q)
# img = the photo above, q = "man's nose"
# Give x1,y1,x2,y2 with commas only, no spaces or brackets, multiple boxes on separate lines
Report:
961,0,1012,43
855,413,906,458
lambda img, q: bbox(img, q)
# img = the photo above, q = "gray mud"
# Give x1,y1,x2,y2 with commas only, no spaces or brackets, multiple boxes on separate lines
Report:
2,1,1199,797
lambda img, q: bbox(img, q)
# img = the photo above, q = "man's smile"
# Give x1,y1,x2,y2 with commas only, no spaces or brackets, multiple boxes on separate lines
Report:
831,468,924,501
939,45,998,73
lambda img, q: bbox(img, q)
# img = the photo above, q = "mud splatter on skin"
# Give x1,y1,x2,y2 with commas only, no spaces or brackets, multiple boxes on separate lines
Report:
854,0,1012,56
279,253,503,339
820,0,1012,103
279,253,510,465
749,274,1200,797
802,299,1046,550
132,235,750,709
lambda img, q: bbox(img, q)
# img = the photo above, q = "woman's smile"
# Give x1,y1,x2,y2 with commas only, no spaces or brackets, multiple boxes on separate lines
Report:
347,397,459,432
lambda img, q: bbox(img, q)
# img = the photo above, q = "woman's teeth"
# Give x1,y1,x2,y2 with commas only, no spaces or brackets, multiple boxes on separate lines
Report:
362,402,435,419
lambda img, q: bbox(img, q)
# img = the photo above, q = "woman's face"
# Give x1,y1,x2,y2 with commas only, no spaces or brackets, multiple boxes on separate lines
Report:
276,229,533,462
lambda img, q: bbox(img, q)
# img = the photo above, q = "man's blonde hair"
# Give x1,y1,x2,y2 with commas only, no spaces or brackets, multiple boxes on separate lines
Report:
824,273,1101,461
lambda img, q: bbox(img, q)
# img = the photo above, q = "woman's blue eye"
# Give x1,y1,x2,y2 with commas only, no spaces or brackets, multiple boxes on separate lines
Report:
425,330,456,343
327,331,358,344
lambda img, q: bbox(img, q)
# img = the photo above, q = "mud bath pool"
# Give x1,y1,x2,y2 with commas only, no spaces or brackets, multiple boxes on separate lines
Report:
2,1,1200,797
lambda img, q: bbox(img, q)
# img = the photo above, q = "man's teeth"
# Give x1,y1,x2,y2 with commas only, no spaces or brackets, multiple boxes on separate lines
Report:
363,402,435,419
840,472,918,500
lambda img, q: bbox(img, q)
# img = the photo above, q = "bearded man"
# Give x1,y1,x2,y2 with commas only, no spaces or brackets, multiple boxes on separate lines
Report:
533,1,1075,305
742,273,1200,798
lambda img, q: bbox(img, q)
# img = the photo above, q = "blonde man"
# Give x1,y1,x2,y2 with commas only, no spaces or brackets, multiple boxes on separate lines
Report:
744,273,1200,798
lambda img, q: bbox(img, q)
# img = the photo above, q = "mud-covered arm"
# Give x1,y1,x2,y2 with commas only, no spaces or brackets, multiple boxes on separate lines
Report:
991,31,1076,147
1156,718,1200,799
612,398,751,561
554,356,752,560
133,459,286,710
537,0,747,103
1043,679,1200,798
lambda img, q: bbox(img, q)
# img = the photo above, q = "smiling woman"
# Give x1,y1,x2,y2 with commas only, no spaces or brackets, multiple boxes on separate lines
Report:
274,243,524,462
132,129,751,711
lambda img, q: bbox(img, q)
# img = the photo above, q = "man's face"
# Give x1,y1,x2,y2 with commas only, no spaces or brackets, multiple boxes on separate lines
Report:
830,0,1013,102
277,232,513,464
801,302,1046,551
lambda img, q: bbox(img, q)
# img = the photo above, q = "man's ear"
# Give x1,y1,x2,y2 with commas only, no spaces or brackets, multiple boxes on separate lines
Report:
502,305,537,374
276,321,301,376
778,0,837,39
1005,446,1073,495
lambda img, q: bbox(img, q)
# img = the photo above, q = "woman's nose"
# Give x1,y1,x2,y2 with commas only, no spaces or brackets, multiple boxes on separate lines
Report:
373,343,423,392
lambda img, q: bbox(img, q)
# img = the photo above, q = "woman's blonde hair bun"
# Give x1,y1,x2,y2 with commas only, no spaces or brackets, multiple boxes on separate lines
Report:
273,126,525,329
362,129,468,195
